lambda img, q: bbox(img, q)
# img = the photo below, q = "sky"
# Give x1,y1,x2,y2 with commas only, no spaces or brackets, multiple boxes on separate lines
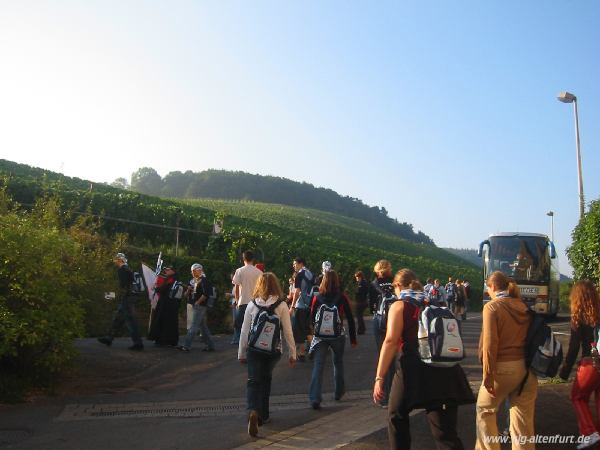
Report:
1,1,599,276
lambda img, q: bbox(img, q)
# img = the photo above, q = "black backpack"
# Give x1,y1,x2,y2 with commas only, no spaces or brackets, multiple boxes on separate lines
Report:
519,311,563,393
445,283,456,300
248,299,284,355
313,294,342,338
130,271,145,295
377,292,398,331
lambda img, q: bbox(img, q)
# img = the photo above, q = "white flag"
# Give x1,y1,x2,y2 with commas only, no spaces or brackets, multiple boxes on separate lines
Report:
141,263,158,309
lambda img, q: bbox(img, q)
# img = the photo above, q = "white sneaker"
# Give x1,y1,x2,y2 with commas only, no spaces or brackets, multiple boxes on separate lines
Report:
577,432,600,449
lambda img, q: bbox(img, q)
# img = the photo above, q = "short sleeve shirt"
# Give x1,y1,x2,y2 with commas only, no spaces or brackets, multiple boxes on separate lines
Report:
232,264,263,306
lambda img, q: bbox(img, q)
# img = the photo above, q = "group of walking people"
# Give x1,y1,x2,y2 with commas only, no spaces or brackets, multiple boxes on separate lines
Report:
101,251,600,450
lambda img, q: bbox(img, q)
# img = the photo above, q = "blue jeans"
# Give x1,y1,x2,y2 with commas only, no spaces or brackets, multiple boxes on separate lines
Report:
309,336,346,404
373,316,394,405
247,350,281,420
183,304,214,350
109,296,142,346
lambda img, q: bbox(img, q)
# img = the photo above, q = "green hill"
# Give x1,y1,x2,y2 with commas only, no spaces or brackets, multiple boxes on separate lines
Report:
129,167,434,245
0,159,481,294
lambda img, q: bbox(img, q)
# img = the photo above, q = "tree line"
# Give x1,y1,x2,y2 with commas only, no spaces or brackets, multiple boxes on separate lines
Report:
126,167,434,245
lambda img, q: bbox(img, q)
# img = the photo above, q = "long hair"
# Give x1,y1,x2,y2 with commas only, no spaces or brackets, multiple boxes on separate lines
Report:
570,280,600,328
253,272,283,300
319,270,340,296
393,268,420,290
486,271,521,299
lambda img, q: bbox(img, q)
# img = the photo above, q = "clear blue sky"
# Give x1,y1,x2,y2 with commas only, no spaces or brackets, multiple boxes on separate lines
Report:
1,1,598,276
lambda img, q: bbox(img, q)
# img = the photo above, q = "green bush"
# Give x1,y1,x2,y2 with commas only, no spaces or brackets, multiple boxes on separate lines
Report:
0,193,113,401
567,198,600,285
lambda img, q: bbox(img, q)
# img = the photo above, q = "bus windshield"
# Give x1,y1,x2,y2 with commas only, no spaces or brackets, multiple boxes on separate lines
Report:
485,236,550,283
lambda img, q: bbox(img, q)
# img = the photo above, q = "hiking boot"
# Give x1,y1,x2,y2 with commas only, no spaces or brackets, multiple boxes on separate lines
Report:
128,344,144,351
97,337,112,346
248,410,259,437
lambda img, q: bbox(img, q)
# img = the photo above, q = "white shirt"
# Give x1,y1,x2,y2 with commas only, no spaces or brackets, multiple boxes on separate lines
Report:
232,264,263,306
238,296,296,360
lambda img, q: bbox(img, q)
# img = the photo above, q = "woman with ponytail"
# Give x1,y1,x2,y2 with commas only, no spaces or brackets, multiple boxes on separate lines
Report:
373,269,473,449
559,280,600,449
476,271,537,450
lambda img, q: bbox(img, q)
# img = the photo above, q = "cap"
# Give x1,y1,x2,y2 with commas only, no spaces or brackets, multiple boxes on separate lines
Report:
114,253,127,262
255,263,265,272
191,263,203,272
322,260,332,273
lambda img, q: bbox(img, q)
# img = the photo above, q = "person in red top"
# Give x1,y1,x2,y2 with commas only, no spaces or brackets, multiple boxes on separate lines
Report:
308,270,357,410
373,269,473,450
148,266,179,346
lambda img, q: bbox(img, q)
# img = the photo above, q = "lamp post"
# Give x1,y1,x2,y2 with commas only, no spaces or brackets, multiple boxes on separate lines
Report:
546,211,554,242
557,91,585,219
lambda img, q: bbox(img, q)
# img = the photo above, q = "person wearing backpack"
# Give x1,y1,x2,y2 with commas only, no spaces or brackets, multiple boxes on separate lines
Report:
368,259,395,407
445,277,457,314
98,253,144,351
373,269,473,449
308,270,357,410
291,257,315,361
148,266,180,347
178,263,215,352
238,272,296,437
559,280,600,449
428,279,447,307
476,271,536,450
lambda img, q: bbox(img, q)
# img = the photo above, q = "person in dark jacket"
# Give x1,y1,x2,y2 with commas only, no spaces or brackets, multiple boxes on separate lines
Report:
354,271,369,335
373,269,474,450
369,259,395,406
308,270,357,409
148,266,179,346
559,280,600,449
98,253,144,350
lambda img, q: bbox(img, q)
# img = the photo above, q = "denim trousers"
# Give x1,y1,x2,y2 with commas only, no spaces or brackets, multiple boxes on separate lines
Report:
183,304,214,350
110,296,142,345
246,350,281,420
373,317,394,404
309,336,346,404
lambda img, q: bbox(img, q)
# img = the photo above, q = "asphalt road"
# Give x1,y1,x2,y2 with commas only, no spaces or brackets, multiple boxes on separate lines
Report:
0,313,578,450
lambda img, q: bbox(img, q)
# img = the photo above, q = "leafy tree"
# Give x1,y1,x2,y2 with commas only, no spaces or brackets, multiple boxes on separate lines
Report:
111,177,130,189
131,167,163,196
0,192,113,400
567,198,600,285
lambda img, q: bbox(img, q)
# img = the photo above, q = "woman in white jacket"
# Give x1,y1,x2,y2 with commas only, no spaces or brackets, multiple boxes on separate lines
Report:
239,272,297,437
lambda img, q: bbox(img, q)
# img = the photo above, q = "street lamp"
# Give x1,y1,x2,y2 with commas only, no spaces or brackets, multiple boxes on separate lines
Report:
546,211,554,242
557,91,585,219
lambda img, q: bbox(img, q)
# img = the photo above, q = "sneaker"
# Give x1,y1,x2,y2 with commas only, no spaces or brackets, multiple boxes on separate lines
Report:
128,344,144,351
97,337,112,346
311,402,321,410
578,432,600,449
202,347,215,352
258,417,271,426
248,410,259,437
297,354,306,362
335,390,345,401
179,346,190,352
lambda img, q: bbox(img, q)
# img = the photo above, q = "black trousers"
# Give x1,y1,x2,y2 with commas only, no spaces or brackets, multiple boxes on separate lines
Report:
388,366,464,450
355,301,367,334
